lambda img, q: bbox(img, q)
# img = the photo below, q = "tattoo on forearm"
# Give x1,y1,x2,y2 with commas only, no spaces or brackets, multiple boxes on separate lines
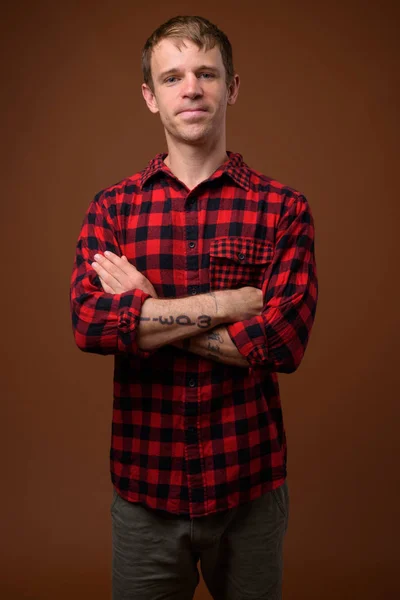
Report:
207,331,223,343
207,341,222,355
139,314,212,329
159,316,174,325
207,292,218,314
197,315,212,328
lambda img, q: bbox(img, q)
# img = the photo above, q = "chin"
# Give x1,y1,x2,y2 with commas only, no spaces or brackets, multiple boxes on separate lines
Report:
164,120,215,145
177,125,213,143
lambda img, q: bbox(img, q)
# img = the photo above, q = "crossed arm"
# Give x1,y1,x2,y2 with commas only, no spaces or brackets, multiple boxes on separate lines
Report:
72,192,317,372
91,251,253,367
175,327,248,367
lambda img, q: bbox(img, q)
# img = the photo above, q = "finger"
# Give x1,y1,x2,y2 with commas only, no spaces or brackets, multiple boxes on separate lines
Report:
91,260,123,292
93,253,142,293
93,253,128,284
104,251,138,276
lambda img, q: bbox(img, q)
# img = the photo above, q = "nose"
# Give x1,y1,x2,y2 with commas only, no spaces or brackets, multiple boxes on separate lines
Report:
181,73,203,98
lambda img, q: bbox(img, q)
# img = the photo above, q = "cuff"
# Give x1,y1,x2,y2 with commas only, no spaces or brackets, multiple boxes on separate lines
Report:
117,288,154,358
226,315,269,367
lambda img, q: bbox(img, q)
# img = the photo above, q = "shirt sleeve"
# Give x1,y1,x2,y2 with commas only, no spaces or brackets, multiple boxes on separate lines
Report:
226,193,318,373
69,190,154,358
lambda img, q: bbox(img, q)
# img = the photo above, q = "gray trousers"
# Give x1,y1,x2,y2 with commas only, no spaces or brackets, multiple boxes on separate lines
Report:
111,480,289,600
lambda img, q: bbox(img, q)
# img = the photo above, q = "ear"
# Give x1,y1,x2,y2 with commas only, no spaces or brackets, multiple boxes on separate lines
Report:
227,74,240,106
142,83,159,114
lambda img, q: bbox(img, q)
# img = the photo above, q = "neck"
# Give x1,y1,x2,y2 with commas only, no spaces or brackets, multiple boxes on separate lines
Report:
163,135,229,190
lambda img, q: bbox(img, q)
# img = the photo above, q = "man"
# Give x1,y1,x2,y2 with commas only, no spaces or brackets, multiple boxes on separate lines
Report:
70,15,318,600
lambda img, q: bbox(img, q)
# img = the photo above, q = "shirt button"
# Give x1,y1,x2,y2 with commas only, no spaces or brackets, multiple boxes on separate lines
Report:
189,241,196,249
190,287,198,295
188,379,196,387
188,426,196,433
238,252,245,261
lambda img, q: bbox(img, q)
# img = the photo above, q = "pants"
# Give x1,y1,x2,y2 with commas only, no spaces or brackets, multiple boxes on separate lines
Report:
111,480,289,600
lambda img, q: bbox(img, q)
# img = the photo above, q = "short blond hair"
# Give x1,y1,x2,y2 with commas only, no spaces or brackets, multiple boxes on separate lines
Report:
141,15,235,92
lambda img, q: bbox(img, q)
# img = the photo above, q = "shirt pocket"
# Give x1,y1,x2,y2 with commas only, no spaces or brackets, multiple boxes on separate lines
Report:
209,237,274,291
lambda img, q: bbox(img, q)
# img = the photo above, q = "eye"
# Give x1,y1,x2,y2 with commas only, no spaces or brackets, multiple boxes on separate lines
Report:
165,76,178,84
199,73,215,79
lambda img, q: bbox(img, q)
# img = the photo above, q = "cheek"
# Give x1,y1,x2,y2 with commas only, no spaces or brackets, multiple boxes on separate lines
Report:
214,97,227,114
156,101,169,121
159,97,175,120
158,106,176,129
211,89,228,110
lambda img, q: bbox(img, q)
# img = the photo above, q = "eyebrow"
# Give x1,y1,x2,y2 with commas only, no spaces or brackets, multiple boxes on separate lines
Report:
158,65,220,81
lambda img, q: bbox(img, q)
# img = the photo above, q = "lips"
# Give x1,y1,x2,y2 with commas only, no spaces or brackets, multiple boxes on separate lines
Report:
178,108,207,115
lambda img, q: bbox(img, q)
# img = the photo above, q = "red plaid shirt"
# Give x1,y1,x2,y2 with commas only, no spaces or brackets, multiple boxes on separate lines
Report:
70,151,318,518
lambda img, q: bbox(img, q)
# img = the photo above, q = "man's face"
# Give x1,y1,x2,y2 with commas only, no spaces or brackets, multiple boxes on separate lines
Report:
142,38,239,145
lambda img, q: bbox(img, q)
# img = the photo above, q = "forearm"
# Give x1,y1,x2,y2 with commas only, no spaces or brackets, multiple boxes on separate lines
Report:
173,325,250,368
137,292,231,350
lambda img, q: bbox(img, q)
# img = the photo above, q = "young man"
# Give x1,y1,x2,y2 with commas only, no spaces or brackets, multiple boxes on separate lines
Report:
70,15,318,600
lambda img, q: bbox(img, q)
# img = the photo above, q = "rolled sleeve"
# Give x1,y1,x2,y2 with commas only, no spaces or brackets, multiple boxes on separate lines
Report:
70,191,155,359
116,289,154,358
227,193,318,373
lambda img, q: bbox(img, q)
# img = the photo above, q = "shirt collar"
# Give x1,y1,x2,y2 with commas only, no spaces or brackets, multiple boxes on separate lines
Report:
139,151,250,191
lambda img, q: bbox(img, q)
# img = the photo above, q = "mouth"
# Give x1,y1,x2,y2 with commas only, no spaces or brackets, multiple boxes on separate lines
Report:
178,109,208,117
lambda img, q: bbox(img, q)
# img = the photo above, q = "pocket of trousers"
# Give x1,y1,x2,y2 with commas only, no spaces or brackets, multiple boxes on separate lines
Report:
110,487,120,512
271,481,289,519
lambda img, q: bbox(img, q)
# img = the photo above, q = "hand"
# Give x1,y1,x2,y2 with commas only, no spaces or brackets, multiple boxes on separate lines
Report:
91,251,158,297
219,286,263,322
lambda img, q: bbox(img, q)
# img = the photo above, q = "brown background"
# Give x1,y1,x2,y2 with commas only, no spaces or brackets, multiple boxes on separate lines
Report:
1,0,399,598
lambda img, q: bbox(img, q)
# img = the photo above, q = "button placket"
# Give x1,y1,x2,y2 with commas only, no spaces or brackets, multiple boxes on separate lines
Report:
184,369,206,515
185,192,200,312
185,378,200,461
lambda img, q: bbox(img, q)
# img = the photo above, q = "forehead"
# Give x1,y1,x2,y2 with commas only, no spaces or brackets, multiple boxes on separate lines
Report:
151,38,224,75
